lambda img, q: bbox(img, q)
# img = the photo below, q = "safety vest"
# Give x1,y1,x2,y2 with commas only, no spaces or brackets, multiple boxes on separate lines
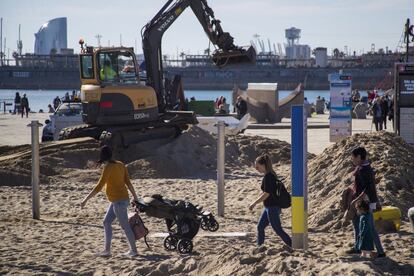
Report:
100,66,117,80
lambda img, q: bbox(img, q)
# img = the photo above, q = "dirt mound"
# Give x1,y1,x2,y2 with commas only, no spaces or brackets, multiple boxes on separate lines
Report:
0,126,296,184
124,126,296,179
307,131,414,231
0,138,100,186
127,238,413,276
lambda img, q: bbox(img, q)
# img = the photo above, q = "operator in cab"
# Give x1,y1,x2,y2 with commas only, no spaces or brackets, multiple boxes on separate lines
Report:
100,60,117,81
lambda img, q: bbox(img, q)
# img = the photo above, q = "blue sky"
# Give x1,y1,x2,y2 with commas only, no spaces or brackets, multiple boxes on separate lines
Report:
1,0,413,57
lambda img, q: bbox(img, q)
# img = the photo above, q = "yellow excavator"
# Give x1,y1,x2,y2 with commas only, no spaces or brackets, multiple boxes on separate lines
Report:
59,0,256,148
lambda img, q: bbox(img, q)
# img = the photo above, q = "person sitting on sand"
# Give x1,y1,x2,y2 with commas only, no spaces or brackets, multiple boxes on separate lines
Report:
346,147,385,258
355,200,375,258
249,154,292,247
80,146,139,257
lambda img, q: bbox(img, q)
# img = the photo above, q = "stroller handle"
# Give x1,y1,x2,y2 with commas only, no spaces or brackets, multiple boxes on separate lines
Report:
132,198,149,212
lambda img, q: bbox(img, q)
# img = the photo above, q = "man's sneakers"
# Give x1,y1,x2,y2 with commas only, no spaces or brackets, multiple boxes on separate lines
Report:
376,252,386,258
345,248,361,254
122,250,138,258
95,250,111,257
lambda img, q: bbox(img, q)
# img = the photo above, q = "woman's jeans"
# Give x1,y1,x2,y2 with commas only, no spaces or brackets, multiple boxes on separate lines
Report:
257,206,292,247
103,199,137,253
352,211,384,254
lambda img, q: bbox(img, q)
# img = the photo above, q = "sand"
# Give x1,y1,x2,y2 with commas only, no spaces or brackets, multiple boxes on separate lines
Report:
1,123,414,275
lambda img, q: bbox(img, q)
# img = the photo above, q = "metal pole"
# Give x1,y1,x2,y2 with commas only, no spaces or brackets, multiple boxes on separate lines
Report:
0,17,3,66
28,120,42,219
291,105,308,249
217,121,225,217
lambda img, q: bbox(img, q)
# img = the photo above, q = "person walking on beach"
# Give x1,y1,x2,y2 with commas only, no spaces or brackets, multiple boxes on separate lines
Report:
80,146,139,257
20,94,29,118
355,200,375,258
371,97,383,131
346,147,386,258
13,92,21,114
380,96,389,130
249,154,292,247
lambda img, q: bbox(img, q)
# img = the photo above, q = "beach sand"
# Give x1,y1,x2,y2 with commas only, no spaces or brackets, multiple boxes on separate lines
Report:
0,114,413,275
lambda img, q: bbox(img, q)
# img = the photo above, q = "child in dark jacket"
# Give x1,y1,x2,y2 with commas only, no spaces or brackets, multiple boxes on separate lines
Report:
356,200,375,258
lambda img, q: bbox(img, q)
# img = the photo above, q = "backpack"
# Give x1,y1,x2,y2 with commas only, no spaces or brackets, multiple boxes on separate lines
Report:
275,176,291,209
128,211,150,247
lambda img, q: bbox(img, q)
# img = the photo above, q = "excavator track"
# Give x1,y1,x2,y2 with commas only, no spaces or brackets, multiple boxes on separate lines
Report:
58,111,197,149
58,124,102,141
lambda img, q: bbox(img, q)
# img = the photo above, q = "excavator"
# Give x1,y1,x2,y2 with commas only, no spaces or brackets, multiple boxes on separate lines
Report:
59,0,256,148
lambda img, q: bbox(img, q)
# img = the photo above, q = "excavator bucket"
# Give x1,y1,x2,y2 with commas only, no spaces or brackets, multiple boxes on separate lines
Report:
212,46,256,68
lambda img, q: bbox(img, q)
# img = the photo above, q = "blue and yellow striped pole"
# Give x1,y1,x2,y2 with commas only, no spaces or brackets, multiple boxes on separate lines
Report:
291,105,308,249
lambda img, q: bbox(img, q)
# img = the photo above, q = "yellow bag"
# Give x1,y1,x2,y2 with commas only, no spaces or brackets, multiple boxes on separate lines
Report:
373,206,401,233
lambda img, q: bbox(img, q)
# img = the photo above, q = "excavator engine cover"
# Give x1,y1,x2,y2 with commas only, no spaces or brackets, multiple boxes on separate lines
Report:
212,46,256,67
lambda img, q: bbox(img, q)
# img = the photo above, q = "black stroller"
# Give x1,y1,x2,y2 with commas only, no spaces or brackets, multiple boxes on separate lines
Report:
135,194,219,254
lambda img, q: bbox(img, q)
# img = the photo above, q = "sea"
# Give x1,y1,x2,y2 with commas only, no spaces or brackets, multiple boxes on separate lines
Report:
0,89,369,113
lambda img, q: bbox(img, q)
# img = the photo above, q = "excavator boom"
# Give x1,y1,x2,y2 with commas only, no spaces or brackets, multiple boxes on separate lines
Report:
142,0,256,111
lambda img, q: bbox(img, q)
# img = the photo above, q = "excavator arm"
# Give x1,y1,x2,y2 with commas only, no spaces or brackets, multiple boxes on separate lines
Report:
142,0,256,112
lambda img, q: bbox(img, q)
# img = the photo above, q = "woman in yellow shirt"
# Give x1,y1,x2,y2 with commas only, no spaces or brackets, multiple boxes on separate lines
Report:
81,146,139,257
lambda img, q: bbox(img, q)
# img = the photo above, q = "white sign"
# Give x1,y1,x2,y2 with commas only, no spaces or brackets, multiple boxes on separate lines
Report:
329,73,352,142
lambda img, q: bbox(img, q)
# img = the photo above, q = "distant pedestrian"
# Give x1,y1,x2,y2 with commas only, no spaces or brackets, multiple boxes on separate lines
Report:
21,94,29,118
48,104,55,113
388,97,394,129
235,96,247,119
80,146,139,258
380,96,389,130
64,92,70,102
371,97,383,131
13,92,21,114
249,154,292,247
53,96,61,110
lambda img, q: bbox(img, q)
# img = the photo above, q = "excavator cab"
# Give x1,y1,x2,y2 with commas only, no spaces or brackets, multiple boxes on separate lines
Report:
212,45,256,68
79,45,159,126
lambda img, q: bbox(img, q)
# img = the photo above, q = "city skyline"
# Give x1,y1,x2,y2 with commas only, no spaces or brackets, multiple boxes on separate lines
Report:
1,0,413,58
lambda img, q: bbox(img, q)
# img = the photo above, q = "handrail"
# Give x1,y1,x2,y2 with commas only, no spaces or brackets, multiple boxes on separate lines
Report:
0,98,14,114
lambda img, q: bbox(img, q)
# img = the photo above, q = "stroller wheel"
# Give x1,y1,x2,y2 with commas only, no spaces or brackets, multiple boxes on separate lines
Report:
200,218,209,231
177,238,193,254
164,235,178,251
207,219,219,232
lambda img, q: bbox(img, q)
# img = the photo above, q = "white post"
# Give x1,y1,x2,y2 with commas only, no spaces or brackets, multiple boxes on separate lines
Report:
217,121,225,217
28,120,42,219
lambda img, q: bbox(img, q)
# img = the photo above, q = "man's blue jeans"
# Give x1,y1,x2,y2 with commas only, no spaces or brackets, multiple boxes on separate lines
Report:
257,206,292,247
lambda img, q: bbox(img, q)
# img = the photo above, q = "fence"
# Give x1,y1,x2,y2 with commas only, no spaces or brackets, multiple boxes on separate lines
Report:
0,99,13,114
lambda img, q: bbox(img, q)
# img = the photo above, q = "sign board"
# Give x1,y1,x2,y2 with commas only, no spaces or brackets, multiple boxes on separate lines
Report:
329,73,352,142
395,63,414,145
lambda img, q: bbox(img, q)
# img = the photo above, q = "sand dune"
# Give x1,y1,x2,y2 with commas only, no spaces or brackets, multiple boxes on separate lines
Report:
0,127,413,275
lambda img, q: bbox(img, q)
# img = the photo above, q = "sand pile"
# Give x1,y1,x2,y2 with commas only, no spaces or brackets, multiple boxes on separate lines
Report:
125,126,295,178
307,131,414,231
126,230,414,276
0,126,295,184
0,138,100,186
